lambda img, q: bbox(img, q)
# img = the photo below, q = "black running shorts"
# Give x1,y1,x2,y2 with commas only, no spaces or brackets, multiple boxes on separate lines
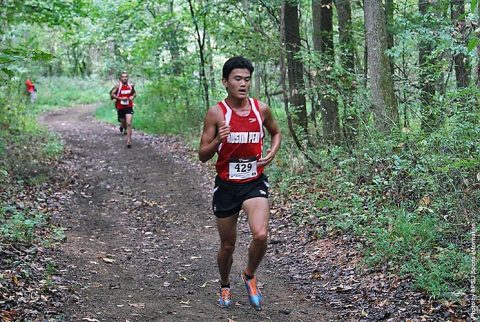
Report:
212,174,269,218
117,107,134,120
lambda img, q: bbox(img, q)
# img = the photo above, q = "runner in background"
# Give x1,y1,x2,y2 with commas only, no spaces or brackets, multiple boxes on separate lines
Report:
110,72,136,148
25,79,36,104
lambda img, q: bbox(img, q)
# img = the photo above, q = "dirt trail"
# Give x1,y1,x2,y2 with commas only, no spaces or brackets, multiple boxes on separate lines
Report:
40,104,338,322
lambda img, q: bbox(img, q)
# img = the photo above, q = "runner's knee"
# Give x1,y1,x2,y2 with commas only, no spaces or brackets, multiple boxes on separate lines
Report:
252,231,268,244
220,241,235,254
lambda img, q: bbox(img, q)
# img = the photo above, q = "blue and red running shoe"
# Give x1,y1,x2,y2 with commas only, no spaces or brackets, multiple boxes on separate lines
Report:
218,287,232,308
242,271,263,309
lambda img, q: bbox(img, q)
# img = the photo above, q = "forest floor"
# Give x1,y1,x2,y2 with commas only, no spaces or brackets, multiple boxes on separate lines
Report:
30,104,471,321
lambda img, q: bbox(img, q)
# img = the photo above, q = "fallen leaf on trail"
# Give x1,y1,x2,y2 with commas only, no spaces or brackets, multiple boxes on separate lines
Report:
227,319,237,322
179,300,190,305
190,256,201,260
129,303,145,309
102,257,115,264
163,282,171,287
204,225,213,228
329,284,353,291
82,318,100,322
200,282,208,288
181,305,191,308
419,195,431,207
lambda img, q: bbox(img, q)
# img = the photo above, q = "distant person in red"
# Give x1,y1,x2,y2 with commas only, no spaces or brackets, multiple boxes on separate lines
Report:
110,71,136,148
25,79,36,104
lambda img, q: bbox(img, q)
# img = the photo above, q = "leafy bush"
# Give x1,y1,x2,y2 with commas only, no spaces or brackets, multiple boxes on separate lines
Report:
271,107,479,298
0,207,46,243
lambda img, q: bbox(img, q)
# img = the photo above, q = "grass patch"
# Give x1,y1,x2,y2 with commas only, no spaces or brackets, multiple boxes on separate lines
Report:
35,76,112,110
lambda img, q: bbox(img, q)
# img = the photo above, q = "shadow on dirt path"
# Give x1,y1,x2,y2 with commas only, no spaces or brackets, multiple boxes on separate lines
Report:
40,104,338,322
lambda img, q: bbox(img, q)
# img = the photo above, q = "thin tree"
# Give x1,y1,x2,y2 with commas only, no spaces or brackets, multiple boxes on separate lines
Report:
187,0,210,109
283,1,308,134
419,0,439,131
280,2,320,167
335,0,358,144
364,0,399,133
312,0,341,144
451,0,469,89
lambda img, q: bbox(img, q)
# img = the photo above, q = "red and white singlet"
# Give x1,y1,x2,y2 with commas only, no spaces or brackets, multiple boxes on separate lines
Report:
216,98,264,183
115,82,134,109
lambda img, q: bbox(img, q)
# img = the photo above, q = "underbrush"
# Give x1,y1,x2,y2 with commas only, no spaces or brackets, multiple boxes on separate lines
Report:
270,113,480,299
35,76,111,110
0,77,105,320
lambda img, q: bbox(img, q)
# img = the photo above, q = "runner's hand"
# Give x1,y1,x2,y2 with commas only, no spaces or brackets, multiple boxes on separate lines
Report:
258,149,275,167
215,122,230,144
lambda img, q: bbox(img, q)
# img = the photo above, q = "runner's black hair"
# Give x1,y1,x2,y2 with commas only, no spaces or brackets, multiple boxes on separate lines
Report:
222,56,254,80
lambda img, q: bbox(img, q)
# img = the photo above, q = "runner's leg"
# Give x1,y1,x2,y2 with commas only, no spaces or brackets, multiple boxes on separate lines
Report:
242,197,270,276
125,113,132,145
216,213,239,285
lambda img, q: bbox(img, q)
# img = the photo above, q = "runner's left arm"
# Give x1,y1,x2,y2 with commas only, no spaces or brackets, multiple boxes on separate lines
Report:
258,102,281,167
129,84,136,101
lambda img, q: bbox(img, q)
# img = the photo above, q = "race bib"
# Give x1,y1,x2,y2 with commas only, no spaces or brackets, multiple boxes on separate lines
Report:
229,157,257,180
120,99,129,105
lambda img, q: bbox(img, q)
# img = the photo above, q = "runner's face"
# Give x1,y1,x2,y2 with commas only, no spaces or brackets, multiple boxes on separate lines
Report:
223,68,251,100
120,74,128,84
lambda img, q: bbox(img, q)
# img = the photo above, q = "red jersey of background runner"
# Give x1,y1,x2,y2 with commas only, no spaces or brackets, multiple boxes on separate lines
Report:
115,82,134,109
25,79,35,92
216,98,264,183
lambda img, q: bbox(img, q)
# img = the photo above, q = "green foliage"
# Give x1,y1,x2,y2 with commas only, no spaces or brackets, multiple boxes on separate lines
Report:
0,206,46,243
35,76,111,108
365,210,472,298
271,105,479,298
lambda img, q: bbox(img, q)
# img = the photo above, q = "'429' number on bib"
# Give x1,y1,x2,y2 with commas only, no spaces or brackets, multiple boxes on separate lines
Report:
229,158,257,180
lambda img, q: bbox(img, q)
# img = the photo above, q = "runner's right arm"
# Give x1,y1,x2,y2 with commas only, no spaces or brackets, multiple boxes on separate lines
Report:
110,85,119,100
199,105,230,163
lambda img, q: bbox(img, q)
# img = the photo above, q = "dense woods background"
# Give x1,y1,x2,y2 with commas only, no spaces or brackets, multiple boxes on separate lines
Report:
1,0,479,317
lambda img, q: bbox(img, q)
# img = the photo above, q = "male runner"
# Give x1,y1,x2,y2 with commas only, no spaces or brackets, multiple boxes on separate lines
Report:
110,72,136,148
25,79,36,104
199,56,281,309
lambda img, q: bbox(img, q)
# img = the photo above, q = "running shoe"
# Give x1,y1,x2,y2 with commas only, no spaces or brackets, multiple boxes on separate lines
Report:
218,287,232,308
242,271,263,308
119,126,124,133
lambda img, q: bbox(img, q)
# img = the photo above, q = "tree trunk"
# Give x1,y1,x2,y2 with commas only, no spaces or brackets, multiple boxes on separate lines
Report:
385,0,394,72
364,0,399,133
419,0,438,131
187,0,210,109
283,1,308,134
335,0,358,144
451,0,469,88
280,4,320,167
312,0,340,143
168,0,182,76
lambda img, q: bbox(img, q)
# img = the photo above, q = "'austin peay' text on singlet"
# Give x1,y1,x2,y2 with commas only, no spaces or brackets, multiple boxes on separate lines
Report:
216,98,264,183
